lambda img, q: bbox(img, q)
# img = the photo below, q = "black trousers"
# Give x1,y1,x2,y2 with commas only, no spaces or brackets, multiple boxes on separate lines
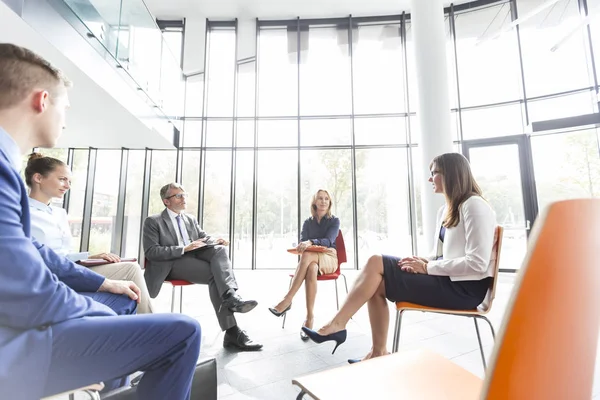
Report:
382,255,491,310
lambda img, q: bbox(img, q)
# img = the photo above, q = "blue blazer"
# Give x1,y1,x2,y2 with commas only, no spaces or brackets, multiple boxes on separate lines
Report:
0,147,116,399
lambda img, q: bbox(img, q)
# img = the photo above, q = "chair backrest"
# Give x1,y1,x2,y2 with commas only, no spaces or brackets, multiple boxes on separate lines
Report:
334,230,347,274
478,225,503,312
482,199,600,400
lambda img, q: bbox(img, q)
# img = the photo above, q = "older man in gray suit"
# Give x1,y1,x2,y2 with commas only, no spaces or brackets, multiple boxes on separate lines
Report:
143,182,262,351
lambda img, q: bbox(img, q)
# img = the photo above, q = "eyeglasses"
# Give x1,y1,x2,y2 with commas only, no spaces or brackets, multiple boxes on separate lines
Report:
166,193,188,200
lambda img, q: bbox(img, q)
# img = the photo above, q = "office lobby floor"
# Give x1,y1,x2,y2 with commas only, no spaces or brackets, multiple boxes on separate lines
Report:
147,269,600,400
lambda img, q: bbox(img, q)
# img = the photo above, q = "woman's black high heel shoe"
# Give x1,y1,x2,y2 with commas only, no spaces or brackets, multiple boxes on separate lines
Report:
301,327,347,354
268,304,291,317
347,358,362,364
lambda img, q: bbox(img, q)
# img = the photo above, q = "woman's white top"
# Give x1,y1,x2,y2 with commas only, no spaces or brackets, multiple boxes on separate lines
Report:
426,196,497,281
28,197,89,262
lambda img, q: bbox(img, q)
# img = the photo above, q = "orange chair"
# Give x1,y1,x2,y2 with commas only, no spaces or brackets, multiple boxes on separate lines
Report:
282,231,349,329
292,199,600,400
392,225,503,369
143,259,193,313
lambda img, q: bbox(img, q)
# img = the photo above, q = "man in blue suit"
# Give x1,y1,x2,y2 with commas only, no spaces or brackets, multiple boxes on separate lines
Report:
0,43,201,400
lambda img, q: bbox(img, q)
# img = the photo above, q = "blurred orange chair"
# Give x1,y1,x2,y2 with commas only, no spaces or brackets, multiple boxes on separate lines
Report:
282,230,348,329
292,199,600,400
392,225,503,369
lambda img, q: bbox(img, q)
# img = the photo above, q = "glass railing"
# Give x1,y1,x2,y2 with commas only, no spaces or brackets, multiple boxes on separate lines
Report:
60,0,184,128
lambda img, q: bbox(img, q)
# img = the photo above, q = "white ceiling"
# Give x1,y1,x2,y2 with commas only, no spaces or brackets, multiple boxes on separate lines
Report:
145,0,471,20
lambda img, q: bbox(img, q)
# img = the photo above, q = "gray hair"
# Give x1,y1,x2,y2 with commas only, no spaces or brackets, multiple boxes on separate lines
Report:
160,182,185,200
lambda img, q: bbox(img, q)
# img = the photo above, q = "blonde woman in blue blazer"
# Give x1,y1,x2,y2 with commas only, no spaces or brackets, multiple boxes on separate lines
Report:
302,153,496,359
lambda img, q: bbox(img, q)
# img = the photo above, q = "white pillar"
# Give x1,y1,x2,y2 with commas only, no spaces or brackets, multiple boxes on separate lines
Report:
410,0,454,253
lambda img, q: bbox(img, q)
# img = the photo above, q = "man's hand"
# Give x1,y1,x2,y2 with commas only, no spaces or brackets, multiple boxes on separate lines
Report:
216,238,230,246
397,256,428,274
98,279,141,302
184,239,207,253
90,253,121,263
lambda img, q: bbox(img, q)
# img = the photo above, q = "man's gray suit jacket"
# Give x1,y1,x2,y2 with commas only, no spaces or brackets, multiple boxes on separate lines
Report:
143,209,210,298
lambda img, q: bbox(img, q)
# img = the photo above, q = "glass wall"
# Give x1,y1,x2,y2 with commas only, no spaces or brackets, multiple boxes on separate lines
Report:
46,0,600,270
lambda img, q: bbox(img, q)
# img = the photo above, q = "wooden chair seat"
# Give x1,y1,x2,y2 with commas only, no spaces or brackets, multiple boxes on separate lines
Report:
396,301,485,315
292,350,482,400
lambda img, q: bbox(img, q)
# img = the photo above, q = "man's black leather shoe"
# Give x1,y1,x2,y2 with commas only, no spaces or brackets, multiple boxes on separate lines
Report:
223,330,263,351
221,294,258,313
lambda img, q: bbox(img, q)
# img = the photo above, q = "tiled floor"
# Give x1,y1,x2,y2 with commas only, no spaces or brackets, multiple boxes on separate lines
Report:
60,269,600,399
150,269,517,399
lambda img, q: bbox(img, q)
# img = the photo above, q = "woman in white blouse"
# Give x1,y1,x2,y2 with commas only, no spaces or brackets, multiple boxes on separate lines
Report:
25,153,153,313
302,153,496,359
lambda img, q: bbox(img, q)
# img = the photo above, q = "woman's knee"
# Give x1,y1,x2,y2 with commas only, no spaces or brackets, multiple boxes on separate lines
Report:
306,263,319,280
365,255,383,273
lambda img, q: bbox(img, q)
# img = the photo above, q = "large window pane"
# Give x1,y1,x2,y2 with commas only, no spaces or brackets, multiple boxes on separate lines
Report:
203,151,232,238
256,150,298,269
454,3,523,106
353,23,405,114
237,120,255,147
206,120,233,147
258,28,298,117
233,150,254,269
257,119,297,147
460,104,524,139
299,26,352,116
67,150,89,252
518,0,593,97
532,130,600,213
89,150,120,255
300,118,351,146
527,91,597,123
123,150,145,258
355,148,412,267
185,73,204,119
300,149,355,268
206,28,236,117
183,120,202,148
238,62,256,118
181,150,200,220
354,116,406,145
149,150,177,215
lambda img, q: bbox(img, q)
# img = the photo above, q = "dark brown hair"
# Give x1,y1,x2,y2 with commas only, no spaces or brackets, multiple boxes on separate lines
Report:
430,153,483,228
0,43,71,110
24,152,66,187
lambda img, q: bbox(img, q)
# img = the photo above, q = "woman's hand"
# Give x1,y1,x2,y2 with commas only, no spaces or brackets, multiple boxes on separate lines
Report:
90,253,121,263
296,240,313,253
398,257,428,274
216,238,230,246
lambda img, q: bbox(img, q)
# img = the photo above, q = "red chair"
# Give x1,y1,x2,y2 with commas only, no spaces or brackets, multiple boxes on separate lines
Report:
282,231,349,329
143,259,193,313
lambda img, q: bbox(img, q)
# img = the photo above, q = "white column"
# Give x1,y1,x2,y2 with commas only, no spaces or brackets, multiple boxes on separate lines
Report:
410,0,454,252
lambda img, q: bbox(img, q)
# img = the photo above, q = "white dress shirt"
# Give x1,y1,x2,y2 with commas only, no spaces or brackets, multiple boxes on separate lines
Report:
29,198,89,262
166,208,191,254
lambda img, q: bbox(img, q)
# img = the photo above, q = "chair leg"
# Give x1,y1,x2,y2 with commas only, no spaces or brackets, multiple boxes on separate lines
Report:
392,310,404,353
473,317,487,370
341,274,349,294
170,285,176,313
179,286,184,314
296,390,306,400
282,276,293,329
479,315,496,340
334,279,340,310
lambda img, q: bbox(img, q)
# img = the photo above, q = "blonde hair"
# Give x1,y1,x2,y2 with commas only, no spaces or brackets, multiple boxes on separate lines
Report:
0,43,71,110
310,189,333,218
